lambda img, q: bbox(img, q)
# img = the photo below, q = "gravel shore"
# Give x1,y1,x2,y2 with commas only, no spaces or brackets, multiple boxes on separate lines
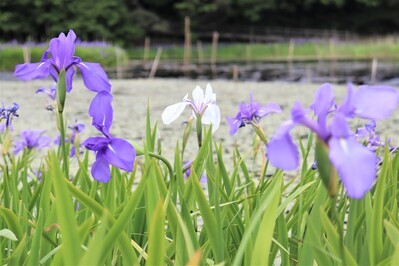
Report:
1,79,398,168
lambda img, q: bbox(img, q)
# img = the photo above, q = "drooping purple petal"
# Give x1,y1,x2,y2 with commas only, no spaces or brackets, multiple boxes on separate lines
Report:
65,67,76,93
267,121,299,170
352,85,399,120
14,62,50,80
329,137,378,199
227,114,243,135
103,138,135,172
89,91,113,134
91,152,111,182
77,62,111,92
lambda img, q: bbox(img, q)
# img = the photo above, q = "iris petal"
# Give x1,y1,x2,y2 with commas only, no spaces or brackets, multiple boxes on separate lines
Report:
267,121,299,170
104,138,136,172
227,115,242,135
192,86,205,111
161,102,190,124
310,83,334,116
202,104,220,133
329,137,377,199
353,85,399,120
257,103,282,118
91,152,111,182
14,62,50,80
89,91,113,134
77,62,111,92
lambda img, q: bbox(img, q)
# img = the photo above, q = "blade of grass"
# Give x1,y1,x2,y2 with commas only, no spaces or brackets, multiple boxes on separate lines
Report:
48,151,81,264
147,200,165,266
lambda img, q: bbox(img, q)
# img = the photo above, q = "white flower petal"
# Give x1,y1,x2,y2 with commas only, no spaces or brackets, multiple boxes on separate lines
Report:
205,83,215,102
202,104,220,133
161,102,190,124
192,86,205,110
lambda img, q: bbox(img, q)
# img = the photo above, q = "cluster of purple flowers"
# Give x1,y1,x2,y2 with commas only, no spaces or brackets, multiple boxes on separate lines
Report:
267,83,398,199
14,30,135,182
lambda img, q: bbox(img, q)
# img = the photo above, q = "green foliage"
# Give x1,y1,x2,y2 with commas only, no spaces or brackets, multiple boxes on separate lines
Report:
128,38,399,62
0,45,128,71
1,104,399,264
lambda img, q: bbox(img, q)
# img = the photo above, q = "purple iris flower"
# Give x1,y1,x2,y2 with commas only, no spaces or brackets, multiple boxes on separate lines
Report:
36,85,57,101
14,29,111,93
0,102,19,129
68,121,86,157
183,160,207,184
227,93,282,135
14,30,113,132
268,83,399,199
54,121,86,157
82,131,135,183
14,130,52,154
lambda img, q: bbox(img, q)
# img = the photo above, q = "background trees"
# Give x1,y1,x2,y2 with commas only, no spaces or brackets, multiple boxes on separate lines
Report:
1,0,398,45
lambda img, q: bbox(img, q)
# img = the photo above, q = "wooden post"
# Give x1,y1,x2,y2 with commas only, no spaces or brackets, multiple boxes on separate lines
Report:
371,58,378,84
183,16,191,73
197,40,204,65
233,65,239,82
143,37,150,67
211,31,219,78
287,39,295,78
329,37,336,79
287,39,295,62
22,46,31,63
149,47,162,79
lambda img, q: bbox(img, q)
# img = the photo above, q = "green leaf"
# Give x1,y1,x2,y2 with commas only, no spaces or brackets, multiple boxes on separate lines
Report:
48,151,81,264
27,208,44,265
147,200,166,266
192,171,224,263
384,220,399,263
233,174,282,265
0,206,23,242
250,174,282,266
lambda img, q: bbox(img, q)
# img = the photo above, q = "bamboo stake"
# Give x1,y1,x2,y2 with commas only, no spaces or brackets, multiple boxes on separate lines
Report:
233,65,239,82
197,40,204,65
22,46,31,63
211,31,219,78
371,58,378,84
143,37,150,67
184,16,191,73
149,47,162,79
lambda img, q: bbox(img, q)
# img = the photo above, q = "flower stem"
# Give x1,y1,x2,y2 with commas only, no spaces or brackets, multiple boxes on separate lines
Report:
251,123,268,145
331,196,347,265
57,111,69,178
56,69,69,178
196,115,203,148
